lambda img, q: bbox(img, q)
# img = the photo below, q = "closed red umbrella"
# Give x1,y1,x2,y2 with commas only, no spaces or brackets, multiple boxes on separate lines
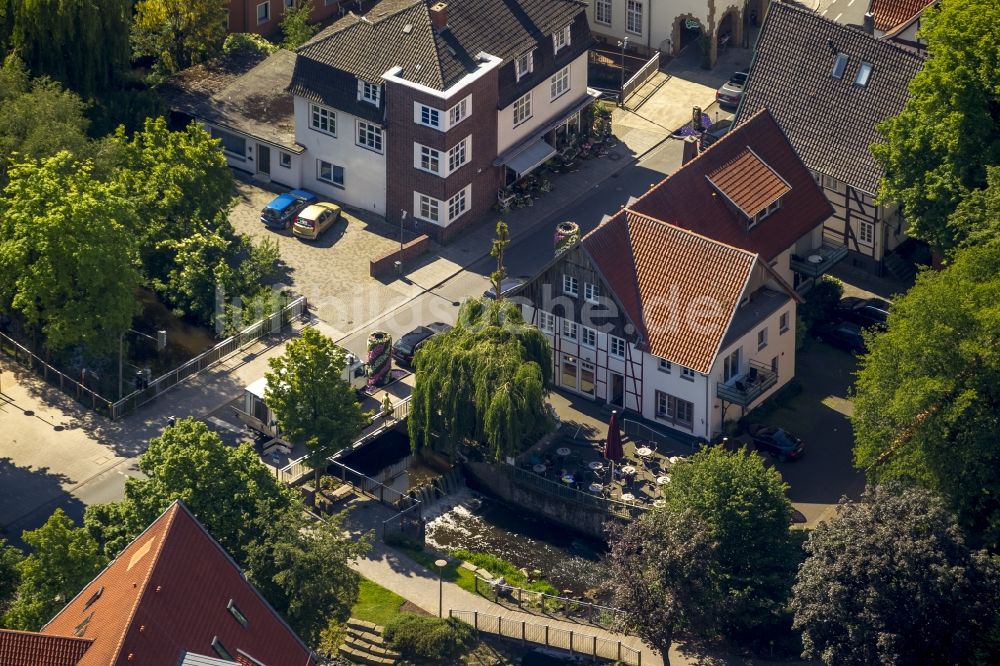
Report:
604,410,624,482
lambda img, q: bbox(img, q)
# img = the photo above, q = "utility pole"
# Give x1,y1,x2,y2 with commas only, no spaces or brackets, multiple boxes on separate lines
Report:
617,36,629,106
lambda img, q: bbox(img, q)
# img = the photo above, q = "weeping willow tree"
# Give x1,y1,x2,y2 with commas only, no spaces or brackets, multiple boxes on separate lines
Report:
409,298,552,461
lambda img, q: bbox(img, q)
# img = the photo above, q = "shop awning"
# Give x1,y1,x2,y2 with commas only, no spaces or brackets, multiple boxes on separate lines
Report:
504,139,557,176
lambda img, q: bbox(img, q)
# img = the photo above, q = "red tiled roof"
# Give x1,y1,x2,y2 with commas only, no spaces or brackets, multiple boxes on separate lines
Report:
870,0,933,32
0,629,92,666
41,501,315,666
628,109,833,261
706,148,791,218
583,211,758,374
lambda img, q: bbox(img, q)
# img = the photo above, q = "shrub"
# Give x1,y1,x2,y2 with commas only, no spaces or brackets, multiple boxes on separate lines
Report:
798,276,843,332
223,33,279,56
384,615,476,661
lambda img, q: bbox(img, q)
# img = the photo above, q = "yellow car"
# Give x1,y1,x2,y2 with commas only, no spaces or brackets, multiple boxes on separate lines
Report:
292,202,342,240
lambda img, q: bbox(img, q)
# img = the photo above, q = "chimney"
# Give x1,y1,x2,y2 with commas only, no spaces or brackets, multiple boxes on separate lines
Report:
863,12,875,34
430,2,448,31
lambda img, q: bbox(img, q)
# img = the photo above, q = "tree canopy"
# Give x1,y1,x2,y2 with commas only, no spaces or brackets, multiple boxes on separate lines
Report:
132,0,228,76
852,239,1000,549
409,298,551,461
660,446,798,635
0,537,23,619
791,486,1000,665
265,327,370,485
948,166,1000,250
605,509,721,662
280,0,318,50
3,509,106,631
873,0,1000,253
0,152,140,353
84,418,296,563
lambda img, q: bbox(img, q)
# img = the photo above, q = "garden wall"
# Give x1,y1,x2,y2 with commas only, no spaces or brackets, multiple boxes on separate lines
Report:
370,235,431,277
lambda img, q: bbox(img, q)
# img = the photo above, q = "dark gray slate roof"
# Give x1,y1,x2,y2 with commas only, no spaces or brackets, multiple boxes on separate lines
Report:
292,0,586,96
735,1,924,194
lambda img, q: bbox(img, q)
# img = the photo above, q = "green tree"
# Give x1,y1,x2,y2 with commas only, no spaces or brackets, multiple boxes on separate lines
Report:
660,446,798,635
873,0,1000,253
3,509,106,631
84,418,295,563
948,166,1000,249
0,55,92,181
489,220,509,299
605,509,721,663
409,298,551,461
0,152,139,353
280,0,317,50
0,0,130,94
791,486,1000,665
0,537,23,619
132,0,228,76
853,240,1000,549
265,327,370,486
245,508,370,645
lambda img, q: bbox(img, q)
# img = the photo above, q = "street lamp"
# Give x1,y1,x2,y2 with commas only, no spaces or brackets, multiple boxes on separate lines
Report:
119,329,166,399
435,558,448,618
617,36,629,105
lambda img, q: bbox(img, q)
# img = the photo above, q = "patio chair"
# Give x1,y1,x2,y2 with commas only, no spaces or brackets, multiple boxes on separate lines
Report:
747,367,759,384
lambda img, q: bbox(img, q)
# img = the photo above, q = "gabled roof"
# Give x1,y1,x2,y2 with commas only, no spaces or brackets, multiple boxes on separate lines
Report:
41,501,315,666
0,629,92,666
869,0,933,33
582,211,760,374
292,0,586,92
735,1,924,194
628,109,833,261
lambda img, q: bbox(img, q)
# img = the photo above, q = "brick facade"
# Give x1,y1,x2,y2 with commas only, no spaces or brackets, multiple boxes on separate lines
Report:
227,0,343,36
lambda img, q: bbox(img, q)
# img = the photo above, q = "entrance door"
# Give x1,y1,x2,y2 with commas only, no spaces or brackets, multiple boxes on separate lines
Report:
257,144,271,176
610,373,625,408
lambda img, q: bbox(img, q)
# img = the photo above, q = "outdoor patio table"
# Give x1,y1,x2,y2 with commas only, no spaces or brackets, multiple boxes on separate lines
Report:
621,465,637,475
636,447,653,457
654,500,666,508
621,493,635,502
587,461,603,470
562,474,574,484
589,482,603,493
668,456,683,464
556,447,572,457
533,464,546,473
657,475,672,485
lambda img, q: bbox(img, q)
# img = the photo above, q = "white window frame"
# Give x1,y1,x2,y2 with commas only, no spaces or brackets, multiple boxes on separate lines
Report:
512,92,532,127
256,1,270,24
283,0,294,7
278,151,291,168
859,220,875,246
655,391,694,428
626,0,642,35
561,319,578,340
538,311,555,333
415,103,441,129
757,327,768,351
609,335,626,358
595,0,611,25
553,25,571,54
358,80,381,106
447,187,468,222
581,326,596,348
416,144,442,175
563,274,578,297
316,160,344,187
550,66,570,101
680,366,695,381
658,358,671,374
447,136,470,173
356,120,383,153
309,104,336,136
448,96,470,126
584,282,599,303
416,193,440,223
779,311,789,334
515,51,534,81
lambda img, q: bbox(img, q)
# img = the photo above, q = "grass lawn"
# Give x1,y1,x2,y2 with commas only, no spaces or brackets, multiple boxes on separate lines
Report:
395,544,479,593
351,578,407,626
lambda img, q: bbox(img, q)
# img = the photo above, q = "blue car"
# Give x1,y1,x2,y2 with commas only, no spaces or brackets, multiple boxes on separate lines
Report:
260,189,319,229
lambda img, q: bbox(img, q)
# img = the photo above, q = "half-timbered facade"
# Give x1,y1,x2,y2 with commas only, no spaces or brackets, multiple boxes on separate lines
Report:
735,1,924,275
515,109,832,439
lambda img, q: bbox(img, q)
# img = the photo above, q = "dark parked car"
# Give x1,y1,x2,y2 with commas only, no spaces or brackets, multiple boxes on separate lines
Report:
483,277,525,300
748,425,804,462
836,296,890,330
391,322,452,366
260,189,319,229
815,321,867,354
715,69,748,107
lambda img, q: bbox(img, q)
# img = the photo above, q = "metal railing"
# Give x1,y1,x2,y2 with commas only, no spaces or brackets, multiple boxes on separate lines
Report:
716,360,779,407
449,610,641,665
623,418,697,453
622,50,662,106
109,297,307,420
473,575,626,629
502,464,648,520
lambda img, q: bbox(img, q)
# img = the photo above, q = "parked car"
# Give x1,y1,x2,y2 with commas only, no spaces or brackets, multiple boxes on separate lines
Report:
815,321,867,354
836,296,890,330
748,424,804,462
292,202,342,240
715,69,748,107
391,322,452,366
483,277,525,300
260,189,318,229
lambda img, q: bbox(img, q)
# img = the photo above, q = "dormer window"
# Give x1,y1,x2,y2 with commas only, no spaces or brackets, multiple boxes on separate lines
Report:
358,80,380,105
750,198,782,228
515,51,533,81
831,53,848,79
553,25,571,54
855,62,873,86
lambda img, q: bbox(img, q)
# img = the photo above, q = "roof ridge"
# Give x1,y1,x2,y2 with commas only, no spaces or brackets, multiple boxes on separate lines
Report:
0,627,94,643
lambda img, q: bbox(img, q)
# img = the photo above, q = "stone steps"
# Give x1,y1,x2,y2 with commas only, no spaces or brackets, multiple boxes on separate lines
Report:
884,251,916,282
338,619,400,665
